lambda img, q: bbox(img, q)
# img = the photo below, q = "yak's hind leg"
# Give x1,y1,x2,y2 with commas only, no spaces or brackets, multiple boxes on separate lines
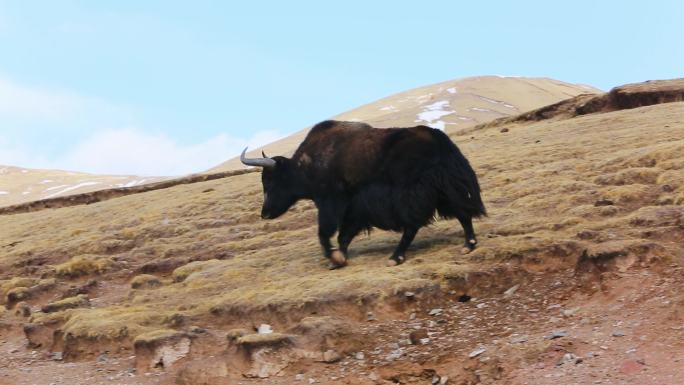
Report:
456,214,477,254
387,227,418,266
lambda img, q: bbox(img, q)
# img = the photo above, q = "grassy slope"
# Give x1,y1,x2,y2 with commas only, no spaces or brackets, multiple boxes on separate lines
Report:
1,101,683,346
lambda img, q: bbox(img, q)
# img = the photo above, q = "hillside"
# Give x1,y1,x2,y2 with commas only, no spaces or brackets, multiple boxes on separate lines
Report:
212,76,600,171
2,76,596,209
1,80,683,385
0,166,168,207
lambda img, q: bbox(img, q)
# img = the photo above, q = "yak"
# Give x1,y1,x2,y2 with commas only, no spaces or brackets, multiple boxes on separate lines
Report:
240,120,486,268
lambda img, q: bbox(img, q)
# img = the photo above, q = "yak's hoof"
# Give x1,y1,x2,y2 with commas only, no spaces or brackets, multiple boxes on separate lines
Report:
330,250,348,268
461,239,477,255
387,255,405,267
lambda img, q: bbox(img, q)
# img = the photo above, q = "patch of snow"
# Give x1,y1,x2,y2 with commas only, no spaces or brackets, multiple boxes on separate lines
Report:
495,75,522,78
44,182,100,199
40,179,54,184
415,100,455,131
429,121,446,130
469,107,491,113
116,179,148,188
478,96,516,109
457,116,474,121
447,87,458,94
44,184,69,191
0,191,9,195
379,105,397,111
347,118,362,122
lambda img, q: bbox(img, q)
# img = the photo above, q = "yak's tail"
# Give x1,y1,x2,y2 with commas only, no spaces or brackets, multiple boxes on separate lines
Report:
431,129,487,218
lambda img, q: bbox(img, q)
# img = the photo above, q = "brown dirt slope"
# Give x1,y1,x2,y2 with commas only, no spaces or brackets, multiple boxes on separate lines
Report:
0,82,683,385
211,76,599,171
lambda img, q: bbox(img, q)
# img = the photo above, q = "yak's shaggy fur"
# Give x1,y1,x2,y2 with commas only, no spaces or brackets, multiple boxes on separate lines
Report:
256,120,485,266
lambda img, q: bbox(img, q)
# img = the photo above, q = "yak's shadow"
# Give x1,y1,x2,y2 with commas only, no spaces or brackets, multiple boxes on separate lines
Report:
346,229,462,258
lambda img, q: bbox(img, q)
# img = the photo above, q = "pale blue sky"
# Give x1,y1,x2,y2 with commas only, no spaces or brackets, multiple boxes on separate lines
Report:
1,1,682,175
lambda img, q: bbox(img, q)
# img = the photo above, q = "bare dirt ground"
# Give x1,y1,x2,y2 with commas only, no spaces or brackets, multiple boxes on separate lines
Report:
1,80,683,385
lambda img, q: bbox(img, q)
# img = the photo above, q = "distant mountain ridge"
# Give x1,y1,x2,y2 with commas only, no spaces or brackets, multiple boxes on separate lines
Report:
211,76,600,171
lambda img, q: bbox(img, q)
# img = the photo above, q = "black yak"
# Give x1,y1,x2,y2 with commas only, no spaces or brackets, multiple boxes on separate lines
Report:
240,120,486,268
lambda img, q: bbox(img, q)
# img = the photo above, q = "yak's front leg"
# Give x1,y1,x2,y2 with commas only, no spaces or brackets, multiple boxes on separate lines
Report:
316,200,346,268
387,227,418,266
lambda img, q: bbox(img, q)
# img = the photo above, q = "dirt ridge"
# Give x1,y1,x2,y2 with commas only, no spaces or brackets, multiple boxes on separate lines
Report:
473,78,684,130
0,169,257,216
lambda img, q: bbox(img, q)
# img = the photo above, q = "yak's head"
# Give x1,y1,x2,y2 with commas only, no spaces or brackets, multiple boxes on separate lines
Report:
240,148,299,219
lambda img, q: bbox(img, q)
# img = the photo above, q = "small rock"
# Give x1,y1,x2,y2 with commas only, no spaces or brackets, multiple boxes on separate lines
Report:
419,338,430,345
428,308,443,316
189,326,207,334
612,330,625,337
594,198,614,207
409,312,416,320
386,349,402,361
432,375,440,384
500,128,509,133
308,378,316,384
322,349,341,363
355,352,365,360
50,352,63,361
366,312,376,321
503,284,520,297
409,329,429,345
295,373,305,381
557,353,578,366
368,372,379,381
562,307,580,317
546,330,567,340
468,348,486,358
509,335,528,344
476,303,487,309
404,291,415,299
258,324,273,334
440,375,449,384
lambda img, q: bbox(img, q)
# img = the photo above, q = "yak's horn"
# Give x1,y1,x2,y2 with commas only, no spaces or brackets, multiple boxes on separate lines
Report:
240,147,276,168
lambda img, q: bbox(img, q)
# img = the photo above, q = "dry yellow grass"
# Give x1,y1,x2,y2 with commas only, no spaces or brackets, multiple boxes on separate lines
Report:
1,101,683,348
130,274,163,289
54,255,115,278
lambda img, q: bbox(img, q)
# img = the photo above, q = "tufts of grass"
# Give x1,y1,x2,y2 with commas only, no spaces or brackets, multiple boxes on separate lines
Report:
130,274,162,289
133,328,185,345
171,259,221,282
42,294,89,313
54,255,115,278
1,277,39,304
